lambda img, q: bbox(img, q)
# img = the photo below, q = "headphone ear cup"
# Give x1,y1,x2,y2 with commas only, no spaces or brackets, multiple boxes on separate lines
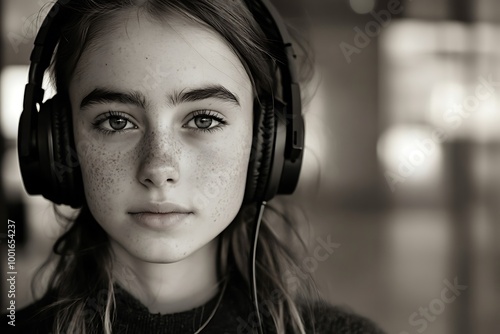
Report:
244,99,275,203
38,94,83,207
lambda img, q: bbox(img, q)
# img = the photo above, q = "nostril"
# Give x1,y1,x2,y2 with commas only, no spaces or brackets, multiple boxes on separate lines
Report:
139,164,179,188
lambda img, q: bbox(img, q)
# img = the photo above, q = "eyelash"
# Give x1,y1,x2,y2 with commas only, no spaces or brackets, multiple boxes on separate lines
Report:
91,111,136,135
91,110,227,135
184,110,227,133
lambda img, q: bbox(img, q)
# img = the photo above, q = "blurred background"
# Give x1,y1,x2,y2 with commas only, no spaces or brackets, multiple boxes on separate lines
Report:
1,0,499,333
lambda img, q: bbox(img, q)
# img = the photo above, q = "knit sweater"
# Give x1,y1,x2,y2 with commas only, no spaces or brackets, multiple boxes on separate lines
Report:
4,280,385,334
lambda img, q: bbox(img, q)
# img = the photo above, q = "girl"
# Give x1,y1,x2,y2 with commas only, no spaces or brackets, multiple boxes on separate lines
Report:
9,0,384,333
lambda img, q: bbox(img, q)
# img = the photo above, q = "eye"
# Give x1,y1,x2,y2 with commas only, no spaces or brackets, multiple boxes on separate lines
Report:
193,116,214,129
92,111,137,134
184,110,227,133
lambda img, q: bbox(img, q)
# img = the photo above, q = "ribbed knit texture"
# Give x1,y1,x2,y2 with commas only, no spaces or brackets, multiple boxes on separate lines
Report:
5,279,385,334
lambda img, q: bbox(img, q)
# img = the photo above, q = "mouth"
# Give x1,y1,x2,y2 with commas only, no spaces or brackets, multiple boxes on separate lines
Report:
128,202,193,230
128,201,192,215
129,211,190,214
129,211,192,230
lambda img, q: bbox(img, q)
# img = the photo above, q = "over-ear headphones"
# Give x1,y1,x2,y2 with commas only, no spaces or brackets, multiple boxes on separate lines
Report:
18,0,305,208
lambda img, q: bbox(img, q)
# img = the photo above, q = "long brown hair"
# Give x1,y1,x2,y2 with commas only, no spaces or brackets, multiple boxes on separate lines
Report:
35,0,317,333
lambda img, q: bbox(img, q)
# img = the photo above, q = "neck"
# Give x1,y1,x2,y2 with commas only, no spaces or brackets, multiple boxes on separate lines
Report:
111,239,220,314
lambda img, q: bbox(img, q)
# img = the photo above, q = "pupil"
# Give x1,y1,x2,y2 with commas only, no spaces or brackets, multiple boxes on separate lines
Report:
195,117,212,129
109,117,127,130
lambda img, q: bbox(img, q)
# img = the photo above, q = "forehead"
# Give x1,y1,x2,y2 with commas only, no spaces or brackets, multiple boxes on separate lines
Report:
69,10,253,102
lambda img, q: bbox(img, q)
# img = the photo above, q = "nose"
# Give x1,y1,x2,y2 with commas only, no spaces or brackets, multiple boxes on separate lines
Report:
137,129,180,188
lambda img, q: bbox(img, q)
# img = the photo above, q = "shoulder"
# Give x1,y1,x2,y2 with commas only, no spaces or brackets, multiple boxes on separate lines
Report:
301,300,386,334
1,294,55,334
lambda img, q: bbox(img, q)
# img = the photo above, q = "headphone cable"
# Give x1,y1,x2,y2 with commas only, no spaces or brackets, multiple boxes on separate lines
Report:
251,200,267,334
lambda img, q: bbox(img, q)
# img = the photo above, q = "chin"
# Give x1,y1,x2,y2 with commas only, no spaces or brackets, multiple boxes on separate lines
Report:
111,236,216,266
140,248,195,264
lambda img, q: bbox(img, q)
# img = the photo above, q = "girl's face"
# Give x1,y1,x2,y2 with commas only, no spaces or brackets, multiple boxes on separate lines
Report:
69,11,254,263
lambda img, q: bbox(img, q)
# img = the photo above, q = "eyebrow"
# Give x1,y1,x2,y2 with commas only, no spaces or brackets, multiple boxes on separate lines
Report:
80,88,147,110
80,85,240,110
169,85,240,107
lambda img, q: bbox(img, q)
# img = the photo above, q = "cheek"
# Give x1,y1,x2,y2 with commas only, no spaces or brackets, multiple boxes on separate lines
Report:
75,135,133,218
192,124,253,221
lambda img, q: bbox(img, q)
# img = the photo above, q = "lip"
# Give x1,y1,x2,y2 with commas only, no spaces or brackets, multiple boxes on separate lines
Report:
129,201,192,214
129,212,192,230
128,202,193,230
